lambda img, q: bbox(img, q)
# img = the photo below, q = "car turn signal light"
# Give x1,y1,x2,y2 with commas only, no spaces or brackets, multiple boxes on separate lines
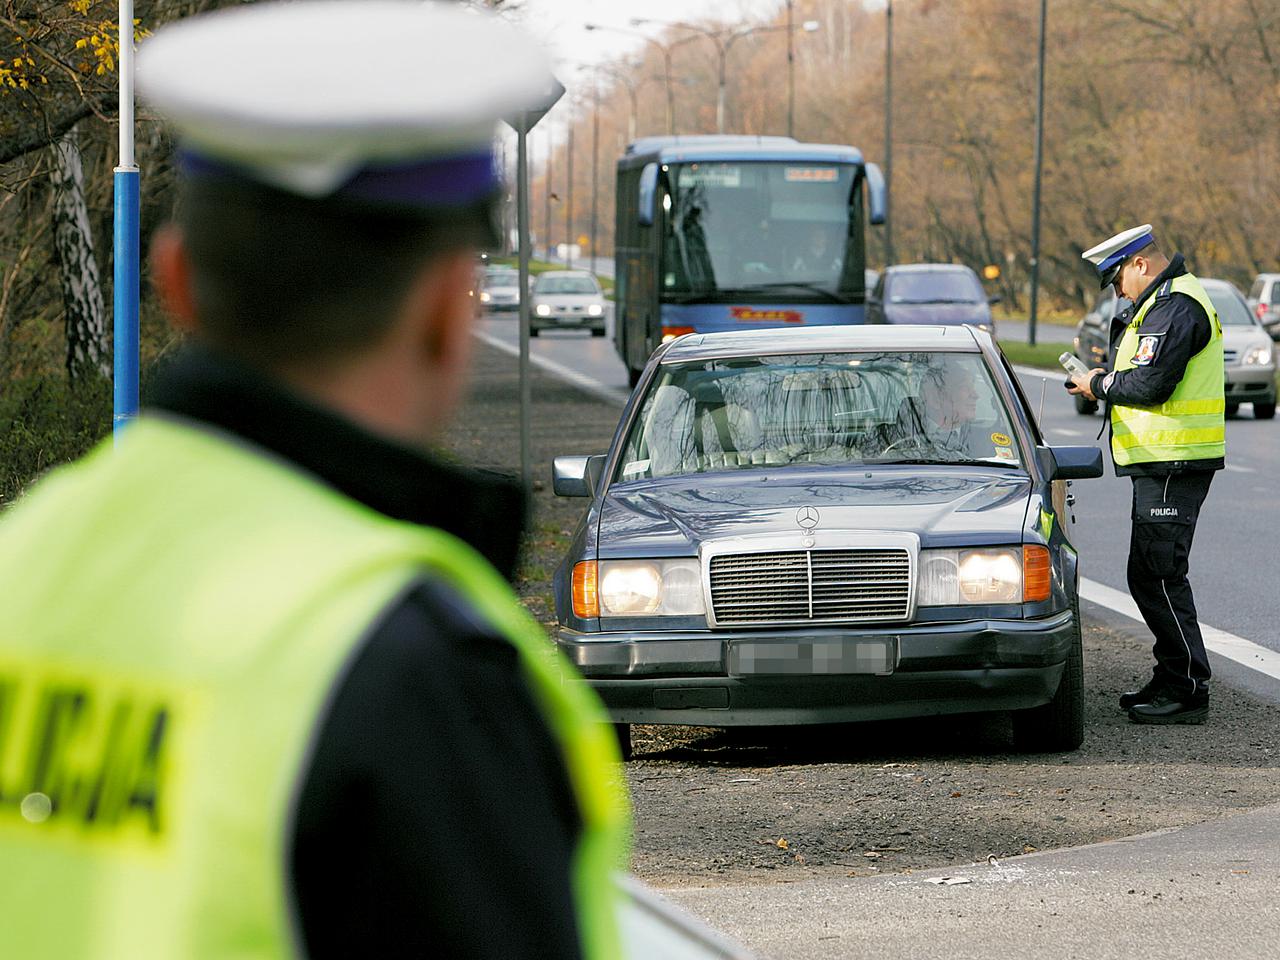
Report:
1022,545,1051,602
572,561,600,618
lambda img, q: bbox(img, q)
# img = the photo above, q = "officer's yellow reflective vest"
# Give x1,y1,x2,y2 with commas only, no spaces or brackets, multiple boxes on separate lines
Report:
0,417,627,958
1110,272,1225,466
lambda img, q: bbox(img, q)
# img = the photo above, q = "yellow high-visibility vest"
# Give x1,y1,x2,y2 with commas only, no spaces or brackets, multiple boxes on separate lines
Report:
0,416,627,958
1110,272,1225,465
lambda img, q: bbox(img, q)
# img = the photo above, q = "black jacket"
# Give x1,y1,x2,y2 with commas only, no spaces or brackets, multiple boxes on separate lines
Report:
1088,255,1225,477
149,348,585,959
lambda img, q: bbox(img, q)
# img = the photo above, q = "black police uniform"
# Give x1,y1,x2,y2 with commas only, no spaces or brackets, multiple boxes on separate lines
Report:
1088,255,1222,714
149,348,587,960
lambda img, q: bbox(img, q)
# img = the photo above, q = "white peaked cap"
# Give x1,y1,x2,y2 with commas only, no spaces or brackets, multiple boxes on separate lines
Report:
1081,224,1154,288
137,1,554,199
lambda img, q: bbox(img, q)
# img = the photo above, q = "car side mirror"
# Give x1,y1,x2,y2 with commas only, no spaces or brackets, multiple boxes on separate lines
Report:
988,295,1002,305
1037,445,1104,481
553,454,607,497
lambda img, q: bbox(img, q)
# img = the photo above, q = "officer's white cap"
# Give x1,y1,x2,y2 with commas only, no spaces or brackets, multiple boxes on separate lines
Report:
1082,224,1155,289
137,1,553,206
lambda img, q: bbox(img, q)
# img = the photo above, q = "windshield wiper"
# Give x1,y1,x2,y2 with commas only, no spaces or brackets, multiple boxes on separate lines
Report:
864,457,1020,468
891,298,978,305
729,283,855,305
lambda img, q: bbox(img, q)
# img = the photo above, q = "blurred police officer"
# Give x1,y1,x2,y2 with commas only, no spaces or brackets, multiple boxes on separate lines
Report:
1068,225,1224,725
0,3,626,957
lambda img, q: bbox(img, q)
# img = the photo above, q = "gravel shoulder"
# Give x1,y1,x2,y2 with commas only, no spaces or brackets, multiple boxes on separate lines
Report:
445,341,1280,888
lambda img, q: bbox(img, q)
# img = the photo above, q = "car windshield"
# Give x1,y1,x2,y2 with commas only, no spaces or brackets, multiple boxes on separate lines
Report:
889,271,983,304
482,271,518,288
616,351,1023,481
660,161,862,299
1204,284,1255,326
536,275,599,295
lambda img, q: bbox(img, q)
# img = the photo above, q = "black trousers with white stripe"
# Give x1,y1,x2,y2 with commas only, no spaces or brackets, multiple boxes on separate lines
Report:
1126,471,1215,698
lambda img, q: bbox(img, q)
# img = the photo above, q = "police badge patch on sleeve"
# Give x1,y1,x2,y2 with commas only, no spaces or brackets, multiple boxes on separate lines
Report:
1132,335,1160,366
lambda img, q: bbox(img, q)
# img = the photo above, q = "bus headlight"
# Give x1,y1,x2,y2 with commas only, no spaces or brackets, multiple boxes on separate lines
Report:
599,559,705,616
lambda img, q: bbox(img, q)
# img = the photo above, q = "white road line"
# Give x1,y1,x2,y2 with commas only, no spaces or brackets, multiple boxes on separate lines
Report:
472,330,631,406
1080,578,1280,683
1224,463,1256,474
1053,428,1084,437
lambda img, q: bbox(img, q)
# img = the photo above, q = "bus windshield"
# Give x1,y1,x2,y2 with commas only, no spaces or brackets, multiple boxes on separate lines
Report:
661,161,862,301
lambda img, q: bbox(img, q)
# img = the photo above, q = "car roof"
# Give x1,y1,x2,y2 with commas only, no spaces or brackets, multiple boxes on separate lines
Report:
536,270,596,279
885,263,978,274
661,324,984,362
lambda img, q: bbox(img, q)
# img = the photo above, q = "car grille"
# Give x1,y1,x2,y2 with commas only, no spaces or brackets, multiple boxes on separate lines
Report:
708,549,912,625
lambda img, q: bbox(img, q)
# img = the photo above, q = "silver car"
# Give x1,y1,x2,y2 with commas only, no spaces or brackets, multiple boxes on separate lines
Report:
1207,278,1276,420
531,270,607,337
478,268,521,313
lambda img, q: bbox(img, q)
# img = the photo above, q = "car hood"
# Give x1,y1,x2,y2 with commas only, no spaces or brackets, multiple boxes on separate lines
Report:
1221,326,1271,348
884,302,989,325
597,468,1032,556
533,293,602,305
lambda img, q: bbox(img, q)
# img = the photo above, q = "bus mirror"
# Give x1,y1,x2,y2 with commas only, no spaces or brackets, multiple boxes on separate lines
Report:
864,163,887,225
638,163,659,227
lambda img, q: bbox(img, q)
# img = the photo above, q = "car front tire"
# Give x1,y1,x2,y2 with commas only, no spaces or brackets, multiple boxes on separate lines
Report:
613,723,633,761
1255,401,1276,420
1011,596,1084,753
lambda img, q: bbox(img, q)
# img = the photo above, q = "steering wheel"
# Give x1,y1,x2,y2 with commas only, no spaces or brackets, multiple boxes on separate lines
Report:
878,433,928,457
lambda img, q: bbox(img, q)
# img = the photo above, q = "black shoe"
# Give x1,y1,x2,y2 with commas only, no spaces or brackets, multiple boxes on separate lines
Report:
1119,679,1164,711
1128,690,1208,725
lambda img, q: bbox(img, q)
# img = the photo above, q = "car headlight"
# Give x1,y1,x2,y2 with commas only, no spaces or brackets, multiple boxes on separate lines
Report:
479,291,491,303
1242,342,1273,366
918,546,1050,605
574,559,705,617
535,303,551,317
588,303,604,316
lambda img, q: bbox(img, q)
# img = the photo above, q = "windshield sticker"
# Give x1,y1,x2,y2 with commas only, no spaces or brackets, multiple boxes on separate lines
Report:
994,446,1015,460
621,459,650,477
1132,335,1160,366
730,307,804,324
990,432,1012,446
784,167,839,182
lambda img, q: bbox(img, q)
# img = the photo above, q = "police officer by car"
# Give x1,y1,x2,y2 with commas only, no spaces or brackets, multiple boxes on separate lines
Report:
1067,225,1224,725
0,3,627,957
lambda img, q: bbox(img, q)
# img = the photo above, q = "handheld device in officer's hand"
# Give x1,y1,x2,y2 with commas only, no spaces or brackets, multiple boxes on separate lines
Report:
1059,353,1090,386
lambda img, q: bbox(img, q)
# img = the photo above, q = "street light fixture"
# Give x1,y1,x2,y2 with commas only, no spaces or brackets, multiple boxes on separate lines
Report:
584,22,702,135
629,15,819,135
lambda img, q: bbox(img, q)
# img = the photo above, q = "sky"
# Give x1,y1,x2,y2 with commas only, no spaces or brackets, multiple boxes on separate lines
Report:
515,0,783,72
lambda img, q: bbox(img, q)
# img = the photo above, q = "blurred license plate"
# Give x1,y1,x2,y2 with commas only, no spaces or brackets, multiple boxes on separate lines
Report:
729,637,896,676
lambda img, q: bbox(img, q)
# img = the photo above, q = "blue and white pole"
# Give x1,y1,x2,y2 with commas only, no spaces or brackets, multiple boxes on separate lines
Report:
113,0,139,439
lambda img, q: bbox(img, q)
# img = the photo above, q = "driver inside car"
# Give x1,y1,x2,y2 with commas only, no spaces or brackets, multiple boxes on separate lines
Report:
880,360,990,459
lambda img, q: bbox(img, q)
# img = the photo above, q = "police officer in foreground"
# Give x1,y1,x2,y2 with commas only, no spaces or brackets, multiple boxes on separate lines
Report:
1067,225,1224,725
0,3,626,957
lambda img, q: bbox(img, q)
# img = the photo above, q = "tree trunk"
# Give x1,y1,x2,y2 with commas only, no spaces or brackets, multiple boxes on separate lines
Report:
49,123,109,382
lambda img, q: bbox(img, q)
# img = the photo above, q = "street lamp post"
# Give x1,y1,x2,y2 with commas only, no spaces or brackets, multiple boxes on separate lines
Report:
585,23,701,135
565,118,575,268
543,127,553,261
631,16,819,135
884,0,894,266
1028,0,1048,346
590,78,600,275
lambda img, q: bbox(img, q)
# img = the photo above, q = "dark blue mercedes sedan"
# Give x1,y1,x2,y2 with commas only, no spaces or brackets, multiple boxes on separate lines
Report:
552,326,1102,756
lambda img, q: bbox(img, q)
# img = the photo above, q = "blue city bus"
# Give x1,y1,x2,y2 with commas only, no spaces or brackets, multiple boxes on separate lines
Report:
614,135,886,386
